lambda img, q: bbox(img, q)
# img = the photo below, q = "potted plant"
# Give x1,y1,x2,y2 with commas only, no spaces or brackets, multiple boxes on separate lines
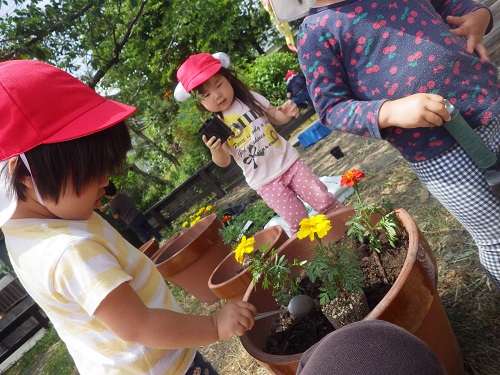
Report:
208,226,289,302
240,170,464,375
300,215,369,329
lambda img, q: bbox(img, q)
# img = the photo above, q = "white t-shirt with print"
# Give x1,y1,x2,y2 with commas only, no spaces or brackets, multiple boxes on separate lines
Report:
221,91,299,190
2,212,195,375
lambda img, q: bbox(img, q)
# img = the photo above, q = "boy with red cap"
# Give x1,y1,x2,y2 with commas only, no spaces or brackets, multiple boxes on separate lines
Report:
0,60,255,375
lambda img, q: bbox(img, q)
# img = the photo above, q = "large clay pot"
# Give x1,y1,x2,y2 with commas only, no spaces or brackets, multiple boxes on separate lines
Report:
150,232,181,262
240,206,463,375
139,238,160,259
154,214,231,304
208,226,289,302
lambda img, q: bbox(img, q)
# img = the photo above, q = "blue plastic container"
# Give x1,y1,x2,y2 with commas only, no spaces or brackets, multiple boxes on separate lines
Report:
298,121,332,147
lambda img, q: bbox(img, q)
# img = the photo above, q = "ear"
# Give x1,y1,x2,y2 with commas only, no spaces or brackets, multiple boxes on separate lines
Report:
8,157,34,188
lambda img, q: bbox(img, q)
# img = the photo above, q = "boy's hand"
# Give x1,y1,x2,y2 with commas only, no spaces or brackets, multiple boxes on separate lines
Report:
378,94,451,129
447,8,491,61
202,134,222,151
212,301,256,341
277,100,300,119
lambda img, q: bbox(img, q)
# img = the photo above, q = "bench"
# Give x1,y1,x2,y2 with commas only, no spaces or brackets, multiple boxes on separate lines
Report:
0,295,50,364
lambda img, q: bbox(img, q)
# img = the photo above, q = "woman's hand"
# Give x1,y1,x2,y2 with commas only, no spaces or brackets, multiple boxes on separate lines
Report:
378,94,451,129
202,135,231,167
277,100,300,119
202,134,223,151
446,8,491,61
212,301,257,341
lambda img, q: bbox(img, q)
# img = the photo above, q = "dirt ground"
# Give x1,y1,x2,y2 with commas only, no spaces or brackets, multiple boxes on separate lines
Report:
217,121,419,210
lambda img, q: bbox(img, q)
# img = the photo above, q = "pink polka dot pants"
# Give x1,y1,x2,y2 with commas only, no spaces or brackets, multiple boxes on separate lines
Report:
256,159,343,235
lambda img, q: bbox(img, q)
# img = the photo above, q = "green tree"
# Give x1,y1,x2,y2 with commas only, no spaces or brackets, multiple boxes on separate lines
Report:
0,0,287,209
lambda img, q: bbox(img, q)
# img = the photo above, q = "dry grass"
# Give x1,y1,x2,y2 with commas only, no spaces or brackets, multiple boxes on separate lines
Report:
183,127,499,375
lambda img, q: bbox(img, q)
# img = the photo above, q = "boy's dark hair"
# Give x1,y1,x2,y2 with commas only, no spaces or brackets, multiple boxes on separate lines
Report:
11,121,131,204
195,67,265,119
104,180,117,196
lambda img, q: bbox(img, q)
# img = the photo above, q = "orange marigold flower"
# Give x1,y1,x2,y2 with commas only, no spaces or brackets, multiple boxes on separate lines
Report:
340,169,365,187
163,89,173,99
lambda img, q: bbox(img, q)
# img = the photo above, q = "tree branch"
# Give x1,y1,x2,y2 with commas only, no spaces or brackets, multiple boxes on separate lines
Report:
0,1,96,62
88,0,149,89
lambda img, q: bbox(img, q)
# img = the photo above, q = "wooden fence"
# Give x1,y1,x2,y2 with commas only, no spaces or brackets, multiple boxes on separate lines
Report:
0,277,50,364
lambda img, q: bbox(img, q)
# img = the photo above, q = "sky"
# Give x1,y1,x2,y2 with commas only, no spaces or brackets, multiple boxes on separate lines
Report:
0,0,51,18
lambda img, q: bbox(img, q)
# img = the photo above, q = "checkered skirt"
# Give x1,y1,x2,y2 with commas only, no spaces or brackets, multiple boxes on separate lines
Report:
410,116,500,288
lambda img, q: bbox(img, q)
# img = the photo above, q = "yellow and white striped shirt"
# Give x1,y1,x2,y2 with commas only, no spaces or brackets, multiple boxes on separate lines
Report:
3,212,195,374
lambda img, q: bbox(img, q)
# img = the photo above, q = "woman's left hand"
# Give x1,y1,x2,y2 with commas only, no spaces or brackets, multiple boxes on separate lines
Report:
446,8,491,61
278,100,300,119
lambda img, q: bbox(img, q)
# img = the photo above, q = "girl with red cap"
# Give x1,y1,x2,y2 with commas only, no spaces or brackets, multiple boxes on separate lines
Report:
0,60,256,375
175,52,343,235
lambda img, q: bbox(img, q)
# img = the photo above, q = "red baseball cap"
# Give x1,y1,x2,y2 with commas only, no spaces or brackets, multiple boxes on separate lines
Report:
286,70,298,81
174,52,230,102
0,60,136,161
176,53,222,93
0,60,136,226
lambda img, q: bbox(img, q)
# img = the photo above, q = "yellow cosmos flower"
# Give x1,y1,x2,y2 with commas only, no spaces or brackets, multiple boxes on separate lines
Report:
181,221,189,228
297,214,332,241
234,235,256,264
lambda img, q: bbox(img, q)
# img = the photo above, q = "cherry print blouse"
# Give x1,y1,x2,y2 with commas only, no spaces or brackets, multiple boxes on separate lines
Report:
298,0,499,163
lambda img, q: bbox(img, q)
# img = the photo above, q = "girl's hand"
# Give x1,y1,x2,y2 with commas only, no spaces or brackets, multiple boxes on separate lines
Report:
202,134,222,151
212,301,256,341
378,94,451,129
277,100,300,119
446,8,491,61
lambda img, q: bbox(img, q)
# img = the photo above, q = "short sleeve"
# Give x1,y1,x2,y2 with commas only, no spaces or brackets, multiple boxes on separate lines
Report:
53,240,132,315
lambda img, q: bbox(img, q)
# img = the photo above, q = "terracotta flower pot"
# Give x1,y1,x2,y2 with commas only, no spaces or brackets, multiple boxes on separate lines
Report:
139,238,160,259
151,232,181,262
240,206,463,375
208,226,289,302
154,214,231,304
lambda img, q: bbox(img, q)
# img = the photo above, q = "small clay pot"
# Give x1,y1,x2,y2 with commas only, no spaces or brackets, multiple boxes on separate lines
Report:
198,117,233,143
208,226,289,302
330,146,344,159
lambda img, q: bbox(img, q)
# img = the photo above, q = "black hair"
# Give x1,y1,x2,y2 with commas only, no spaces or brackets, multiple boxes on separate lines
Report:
103,180,117,196
10,121,131,204
194,67,265,119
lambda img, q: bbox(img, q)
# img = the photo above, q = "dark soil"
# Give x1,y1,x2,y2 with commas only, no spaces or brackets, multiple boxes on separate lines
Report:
264,233,409,355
